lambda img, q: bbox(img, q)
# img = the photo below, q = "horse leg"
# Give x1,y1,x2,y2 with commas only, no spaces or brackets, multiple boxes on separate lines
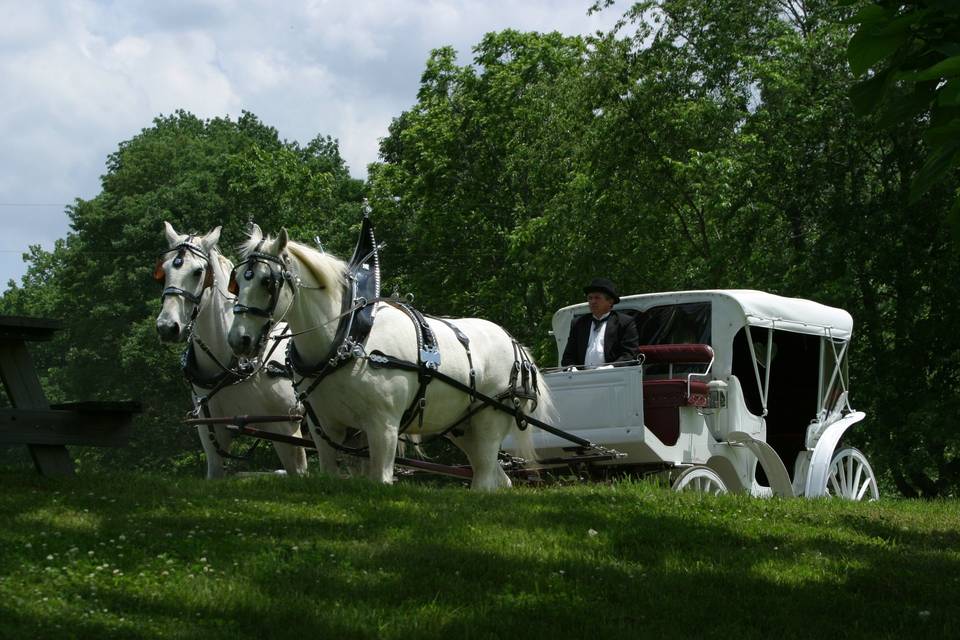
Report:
318,423,348,477
270,441,308,476
451,414,513,491
198,425,231,480
365,423,399,484
303,417,350,477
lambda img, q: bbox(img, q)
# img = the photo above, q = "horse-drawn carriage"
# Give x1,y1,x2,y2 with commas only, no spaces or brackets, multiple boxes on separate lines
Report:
518,290,878,499
158,215,877,500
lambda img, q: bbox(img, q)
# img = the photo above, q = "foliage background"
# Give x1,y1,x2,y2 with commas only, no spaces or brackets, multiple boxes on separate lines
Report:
2,0,957,497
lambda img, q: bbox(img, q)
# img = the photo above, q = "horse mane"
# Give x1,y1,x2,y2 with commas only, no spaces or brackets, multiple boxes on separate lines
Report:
239,233,347,290
214,251,233,272
286,242,347,289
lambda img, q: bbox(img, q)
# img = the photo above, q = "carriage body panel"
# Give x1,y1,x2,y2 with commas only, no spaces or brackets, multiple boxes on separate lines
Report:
531,289,875,498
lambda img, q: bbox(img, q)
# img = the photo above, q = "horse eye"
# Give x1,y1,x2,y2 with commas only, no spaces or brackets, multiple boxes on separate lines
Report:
261,276,274,289
193,267,203,277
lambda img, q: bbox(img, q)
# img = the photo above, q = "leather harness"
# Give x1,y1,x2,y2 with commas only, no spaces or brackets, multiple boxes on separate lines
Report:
157,237,291,463
229,214,612,462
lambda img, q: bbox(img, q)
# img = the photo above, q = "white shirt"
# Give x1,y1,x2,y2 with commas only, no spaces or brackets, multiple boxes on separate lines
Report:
584,313,610,368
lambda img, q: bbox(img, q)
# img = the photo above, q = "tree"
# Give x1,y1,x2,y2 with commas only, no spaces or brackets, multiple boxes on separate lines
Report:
371,1,960,495
846,0,960,226
1,111,364,472
370,30,591,354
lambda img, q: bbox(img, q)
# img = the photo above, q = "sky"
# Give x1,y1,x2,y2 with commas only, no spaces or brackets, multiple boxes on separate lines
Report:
0,0,621,288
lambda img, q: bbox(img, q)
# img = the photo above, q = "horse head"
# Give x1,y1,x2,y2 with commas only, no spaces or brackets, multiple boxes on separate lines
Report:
228,223,346,358
155,221,222,342
227,223,296,357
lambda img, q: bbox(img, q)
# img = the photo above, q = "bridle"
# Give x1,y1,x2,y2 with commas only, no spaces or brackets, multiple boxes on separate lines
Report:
228,247,297,353
154,239,214,323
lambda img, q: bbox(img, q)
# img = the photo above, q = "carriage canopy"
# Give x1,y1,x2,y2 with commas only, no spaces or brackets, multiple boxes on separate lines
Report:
552,289,854,371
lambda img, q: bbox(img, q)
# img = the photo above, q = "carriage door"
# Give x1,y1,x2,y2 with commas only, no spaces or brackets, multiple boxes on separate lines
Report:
731,327,821,483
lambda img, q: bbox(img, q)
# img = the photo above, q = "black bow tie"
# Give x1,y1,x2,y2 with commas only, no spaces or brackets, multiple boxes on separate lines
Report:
591,316,607,329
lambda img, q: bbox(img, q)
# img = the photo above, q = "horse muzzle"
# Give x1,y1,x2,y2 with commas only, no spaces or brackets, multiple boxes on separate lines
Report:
156,318,186,343
227,325,258,357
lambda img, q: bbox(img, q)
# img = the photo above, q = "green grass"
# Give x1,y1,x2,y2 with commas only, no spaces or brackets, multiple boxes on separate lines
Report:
0,472,957,639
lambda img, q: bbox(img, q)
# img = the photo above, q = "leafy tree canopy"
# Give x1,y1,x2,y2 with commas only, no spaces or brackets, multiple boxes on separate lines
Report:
1,110,364,472
846,0,960,221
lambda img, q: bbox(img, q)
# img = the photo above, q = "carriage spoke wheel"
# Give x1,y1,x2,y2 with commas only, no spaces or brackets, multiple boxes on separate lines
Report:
825,447,879,501
672,466,728,495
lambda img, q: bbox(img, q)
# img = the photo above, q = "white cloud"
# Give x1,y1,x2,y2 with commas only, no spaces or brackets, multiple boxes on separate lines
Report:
0,0,622,286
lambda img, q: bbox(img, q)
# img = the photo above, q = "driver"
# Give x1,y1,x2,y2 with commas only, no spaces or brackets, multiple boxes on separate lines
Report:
561,278,639,369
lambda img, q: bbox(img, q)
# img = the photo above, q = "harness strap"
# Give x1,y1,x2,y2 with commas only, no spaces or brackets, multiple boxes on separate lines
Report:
196,397,264,462
301,398,370,455
399,364,599,451
365,350,430,433
430,316,476,397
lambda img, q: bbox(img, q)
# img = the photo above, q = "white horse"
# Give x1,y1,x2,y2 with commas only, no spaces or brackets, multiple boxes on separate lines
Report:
154,222,315,479
226,225,552,491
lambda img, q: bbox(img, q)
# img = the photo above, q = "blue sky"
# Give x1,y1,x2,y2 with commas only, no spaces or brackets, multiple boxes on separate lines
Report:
0,0,620,288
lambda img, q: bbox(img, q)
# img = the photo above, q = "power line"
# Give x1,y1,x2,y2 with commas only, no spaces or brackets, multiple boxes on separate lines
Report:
0,203,69,207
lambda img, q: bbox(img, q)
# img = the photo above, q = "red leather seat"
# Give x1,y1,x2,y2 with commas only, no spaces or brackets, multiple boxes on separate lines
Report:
637,343,714,364
642,379,710,446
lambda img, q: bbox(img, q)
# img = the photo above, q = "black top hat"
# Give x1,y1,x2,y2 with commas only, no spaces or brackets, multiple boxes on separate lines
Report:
584,277,620,304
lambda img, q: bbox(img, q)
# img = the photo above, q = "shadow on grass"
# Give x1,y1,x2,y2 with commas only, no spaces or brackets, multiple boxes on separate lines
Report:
0,473,957,639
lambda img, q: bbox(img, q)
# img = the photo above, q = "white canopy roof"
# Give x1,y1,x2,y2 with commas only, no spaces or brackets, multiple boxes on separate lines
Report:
552,290,854,366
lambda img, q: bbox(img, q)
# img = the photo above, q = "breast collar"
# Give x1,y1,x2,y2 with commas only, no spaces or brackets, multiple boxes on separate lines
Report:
181,339,242,390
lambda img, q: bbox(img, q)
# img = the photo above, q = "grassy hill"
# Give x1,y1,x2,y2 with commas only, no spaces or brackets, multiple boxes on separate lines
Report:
0,471,957,639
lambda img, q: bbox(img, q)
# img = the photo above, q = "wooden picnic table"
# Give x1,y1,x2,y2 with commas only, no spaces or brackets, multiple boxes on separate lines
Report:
0,315,139,476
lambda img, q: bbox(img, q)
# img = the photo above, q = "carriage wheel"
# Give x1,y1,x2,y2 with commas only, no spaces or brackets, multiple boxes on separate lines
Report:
825,447,879,501
672,466,728,495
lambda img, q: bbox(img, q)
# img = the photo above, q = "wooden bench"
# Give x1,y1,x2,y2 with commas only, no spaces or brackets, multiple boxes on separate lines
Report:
0,315,139,476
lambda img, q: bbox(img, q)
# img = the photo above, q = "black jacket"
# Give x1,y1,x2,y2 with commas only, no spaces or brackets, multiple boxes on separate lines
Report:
561,311,639,367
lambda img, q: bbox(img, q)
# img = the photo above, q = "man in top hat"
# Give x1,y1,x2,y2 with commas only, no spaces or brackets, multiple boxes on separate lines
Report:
561,277,639,369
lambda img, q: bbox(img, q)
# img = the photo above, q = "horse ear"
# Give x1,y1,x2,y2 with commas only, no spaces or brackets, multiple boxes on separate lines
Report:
249,223,263,245
202,226,222,252
163,221,179,247
153,259,166,283
277,228,289,253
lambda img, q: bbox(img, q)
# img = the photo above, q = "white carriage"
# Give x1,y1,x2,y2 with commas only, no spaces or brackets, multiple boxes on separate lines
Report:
527,290,878,499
